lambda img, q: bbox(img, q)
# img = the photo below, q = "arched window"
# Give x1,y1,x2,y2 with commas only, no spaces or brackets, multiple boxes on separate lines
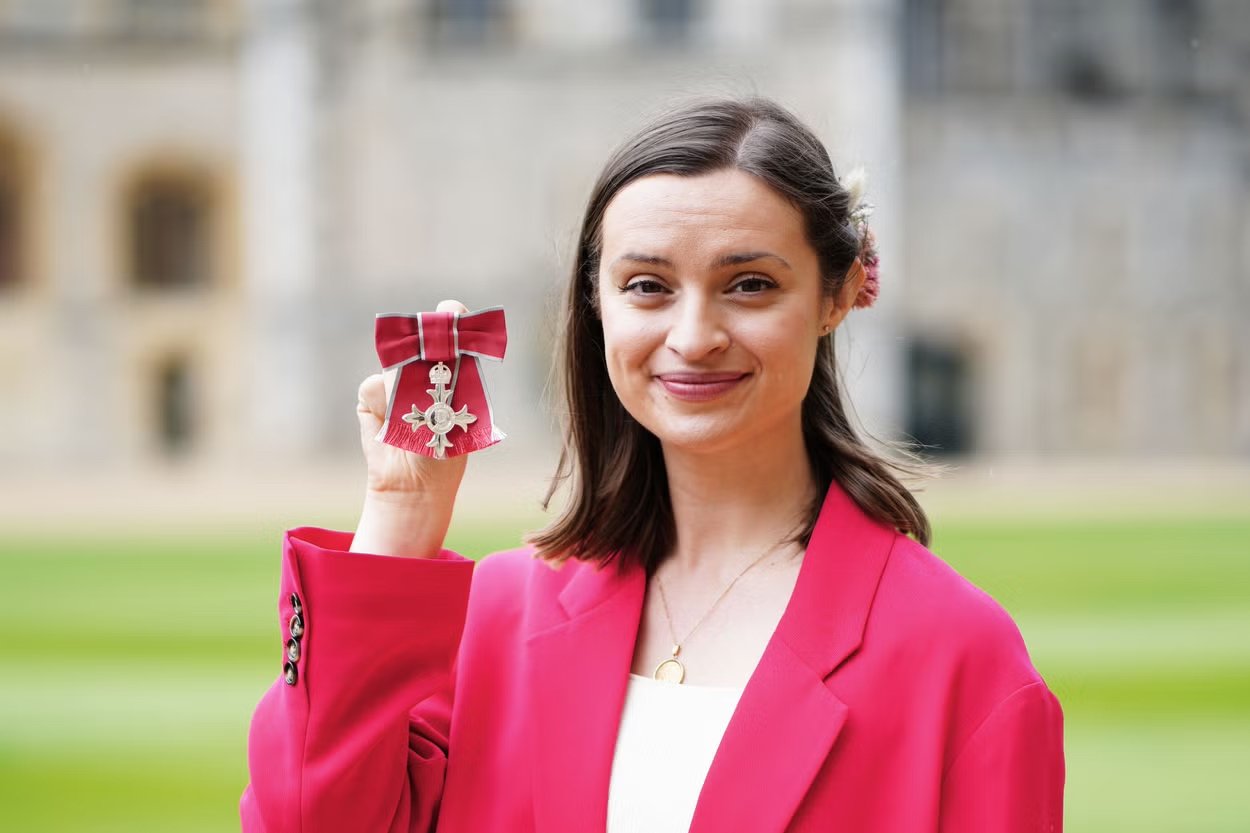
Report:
155,355,195,455
128,171,213,290
0,130,24,291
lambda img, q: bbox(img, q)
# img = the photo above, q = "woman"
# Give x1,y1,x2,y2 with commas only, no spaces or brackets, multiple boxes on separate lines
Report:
241,96,1064,832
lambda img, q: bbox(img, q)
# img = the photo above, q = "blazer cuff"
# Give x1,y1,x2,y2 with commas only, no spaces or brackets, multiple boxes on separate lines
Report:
270,526,476,698
245,527,476,833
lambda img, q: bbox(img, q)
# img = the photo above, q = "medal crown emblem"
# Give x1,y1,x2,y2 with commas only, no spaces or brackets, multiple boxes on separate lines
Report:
429,362,452,385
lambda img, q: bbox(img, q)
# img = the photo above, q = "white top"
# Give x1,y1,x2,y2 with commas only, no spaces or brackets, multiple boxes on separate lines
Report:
606,672,745,833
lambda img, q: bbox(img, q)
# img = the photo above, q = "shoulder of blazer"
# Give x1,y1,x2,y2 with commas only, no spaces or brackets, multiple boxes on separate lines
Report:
466,544,610,638
869,534,1047,697
873,535,1061,771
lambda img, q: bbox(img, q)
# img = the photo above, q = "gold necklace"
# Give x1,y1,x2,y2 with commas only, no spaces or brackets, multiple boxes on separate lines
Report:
651,540,787,684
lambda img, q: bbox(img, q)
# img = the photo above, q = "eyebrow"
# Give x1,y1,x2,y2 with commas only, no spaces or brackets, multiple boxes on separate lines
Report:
716,251,792,270
611,251,792,271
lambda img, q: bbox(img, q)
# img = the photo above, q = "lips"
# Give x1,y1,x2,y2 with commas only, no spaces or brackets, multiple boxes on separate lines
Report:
656,372,748,384
655,371,750,401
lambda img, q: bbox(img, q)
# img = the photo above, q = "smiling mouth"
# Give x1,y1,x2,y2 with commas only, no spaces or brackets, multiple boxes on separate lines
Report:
656,372,749,384
655,373,750,401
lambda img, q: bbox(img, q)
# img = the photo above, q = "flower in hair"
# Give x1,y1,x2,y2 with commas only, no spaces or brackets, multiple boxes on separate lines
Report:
842,165,880,309
854,226,880,308
849,199,879,309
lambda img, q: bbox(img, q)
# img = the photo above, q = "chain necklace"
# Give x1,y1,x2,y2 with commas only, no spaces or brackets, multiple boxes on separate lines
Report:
651,540,788,684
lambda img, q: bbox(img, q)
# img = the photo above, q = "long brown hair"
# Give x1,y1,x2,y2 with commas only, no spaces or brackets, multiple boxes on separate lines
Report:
525,96,932,575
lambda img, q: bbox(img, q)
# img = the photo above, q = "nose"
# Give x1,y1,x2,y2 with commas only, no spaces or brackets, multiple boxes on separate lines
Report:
664,294,730,361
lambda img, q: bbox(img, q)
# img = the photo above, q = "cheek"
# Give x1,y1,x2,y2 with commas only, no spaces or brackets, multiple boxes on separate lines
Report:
600,325,667,427
601,334,635,392
601,306,662,372
753,329,816,394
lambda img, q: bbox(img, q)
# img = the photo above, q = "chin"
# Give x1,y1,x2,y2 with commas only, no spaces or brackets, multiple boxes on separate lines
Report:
641,414,748,456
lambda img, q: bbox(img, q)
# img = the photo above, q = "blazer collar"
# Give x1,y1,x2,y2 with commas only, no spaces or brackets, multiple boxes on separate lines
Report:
525,478,899,832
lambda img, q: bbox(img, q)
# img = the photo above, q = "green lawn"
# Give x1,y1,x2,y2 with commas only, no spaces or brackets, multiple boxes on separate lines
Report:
2,515,1247,831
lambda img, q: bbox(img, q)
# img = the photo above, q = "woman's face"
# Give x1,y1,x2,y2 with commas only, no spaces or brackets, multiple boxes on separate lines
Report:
595,167,852,456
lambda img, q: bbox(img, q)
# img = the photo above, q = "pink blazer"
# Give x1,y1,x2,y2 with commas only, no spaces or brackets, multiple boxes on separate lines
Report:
241,481,1064,832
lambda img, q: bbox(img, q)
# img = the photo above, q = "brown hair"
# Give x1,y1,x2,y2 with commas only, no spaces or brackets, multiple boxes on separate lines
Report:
525,95,932,575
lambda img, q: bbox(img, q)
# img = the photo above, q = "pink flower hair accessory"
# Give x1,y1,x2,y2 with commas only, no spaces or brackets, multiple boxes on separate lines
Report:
853,226,880,309
843,166,880,309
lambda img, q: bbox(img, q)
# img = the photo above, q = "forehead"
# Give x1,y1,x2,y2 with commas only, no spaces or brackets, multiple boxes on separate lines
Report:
599,169,808,259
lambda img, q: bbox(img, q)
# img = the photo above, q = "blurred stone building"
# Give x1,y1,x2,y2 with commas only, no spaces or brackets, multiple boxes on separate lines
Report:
900,0,1250,457
0,0,1246,474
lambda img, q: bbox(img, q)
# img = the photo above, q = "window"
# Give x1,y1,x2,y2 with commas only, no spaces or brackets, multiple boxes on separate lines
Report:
1152,0,1201,97
905,336,975,456
902,0,946,94
902,0,1156,99
1036,0,1124,100
426,0,509,45
128,173,212,290
640,0,697,41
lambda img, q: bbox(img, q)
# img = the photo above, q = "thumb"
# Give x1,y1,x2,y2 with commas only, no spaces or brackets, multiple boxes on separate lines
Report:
435,299,469,315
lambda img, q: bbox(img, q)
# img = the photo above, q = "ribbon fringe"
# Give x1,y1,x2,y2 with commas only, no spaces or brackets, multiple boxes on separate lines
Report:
380,417,505,459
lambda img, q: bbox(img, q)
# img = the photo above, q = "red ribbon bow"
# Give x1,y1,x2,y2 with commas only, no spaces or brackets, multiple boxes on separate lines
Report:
374,306,508,459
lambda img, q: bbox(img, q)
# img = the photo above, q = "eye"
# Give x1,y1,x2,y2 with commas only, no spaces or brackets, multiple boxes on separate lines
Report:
733,275,776,294
621,278,668,295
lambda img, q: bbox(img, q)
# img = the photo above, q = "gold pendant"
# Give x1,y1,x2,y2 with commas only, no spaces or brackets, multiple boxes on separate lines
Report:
653,644,685,683
653,658,685,683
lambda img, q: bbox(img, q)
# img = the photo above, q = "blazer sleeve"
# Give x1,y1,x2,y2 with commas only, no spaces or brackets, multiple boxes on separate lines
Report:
938,680,1066,832
239,526,476,833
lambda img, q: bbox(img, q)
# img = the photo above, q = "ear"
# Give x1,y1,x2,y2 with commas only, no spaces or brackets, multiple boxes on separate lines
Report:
821,259,866,334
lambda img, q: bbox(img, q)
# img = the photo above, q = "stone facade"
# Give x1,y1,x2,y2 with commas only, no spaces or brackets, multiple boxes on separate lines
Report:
899,0,1250,457
0,0,1244,473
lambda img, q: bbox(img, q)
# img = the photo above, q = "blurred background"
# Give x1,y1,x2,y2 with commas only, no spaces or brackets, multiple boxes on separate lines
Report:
1,0,1247,830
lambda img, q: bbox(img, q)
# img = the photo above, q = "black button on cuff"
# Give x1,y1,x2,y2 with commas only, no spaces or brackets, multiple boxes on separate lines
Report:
283,662,298,686
289,613,304,639
286,638,301,663
290,592,302,616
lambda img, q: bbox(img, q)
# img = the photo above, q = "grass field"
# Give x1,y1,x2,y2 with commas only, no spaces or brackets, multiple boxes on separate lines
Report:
2,514,1248,831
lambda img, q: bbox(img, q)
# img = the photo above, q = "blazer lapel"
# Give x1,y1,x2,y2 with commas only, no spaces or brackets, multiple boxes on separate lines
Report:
688,481,898,833
526,555,646,832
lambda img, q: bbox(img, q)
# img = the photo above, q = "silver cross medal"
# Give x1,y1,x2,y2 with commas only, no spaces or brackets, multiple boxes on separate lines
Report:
401,361,477,459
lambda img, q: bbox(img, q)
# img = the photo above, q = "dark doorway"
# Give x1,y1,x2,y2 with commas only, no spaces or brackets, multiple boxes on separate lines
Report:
905,336,975,456
156,356,195,456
